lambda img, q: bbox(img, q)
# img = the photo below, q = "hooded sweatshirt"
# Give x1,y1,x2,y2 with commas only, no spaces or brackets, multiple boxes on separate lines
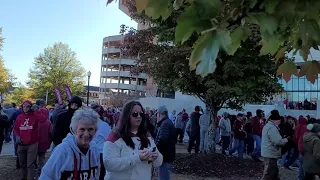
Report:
38,108,53,153
53,96,82,146
92,119,111,153
303,124,320,174
199,109,210,131
294,117,309,153
39,133,100,180
13,100,41,145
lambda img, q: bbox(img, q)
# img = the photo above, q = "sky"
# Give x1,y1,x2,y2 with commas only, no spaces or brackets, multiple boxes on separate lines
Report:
0,0,137,87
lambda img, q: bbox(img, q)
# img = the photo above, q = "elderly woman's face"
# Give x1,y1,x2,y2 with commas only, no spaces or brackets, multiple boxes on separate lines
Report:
130,105,143,130
75,121,97,148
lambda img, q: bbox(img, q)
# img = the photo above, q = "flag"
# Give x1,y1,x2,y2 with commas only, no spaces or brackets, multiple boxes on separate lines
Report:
63,85,72,100
54,88,63,104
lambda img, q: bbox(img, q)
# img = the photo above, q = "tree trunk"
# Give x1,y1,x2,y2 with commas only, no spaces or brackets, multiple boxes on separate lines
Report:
206,109,218,154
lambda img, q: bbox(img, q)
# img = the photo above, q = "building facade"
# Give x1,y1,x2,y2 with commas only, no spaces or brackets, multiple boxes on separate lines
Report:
99,35,147,105
277,61,320,110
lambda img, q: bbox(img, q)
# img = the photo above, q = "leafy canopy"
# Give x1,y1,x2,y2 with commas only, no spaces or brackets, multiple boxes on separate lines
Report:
120,24,283,113
0,28,15,96
28,42,86,104
3,84,34,105
108,0,320,83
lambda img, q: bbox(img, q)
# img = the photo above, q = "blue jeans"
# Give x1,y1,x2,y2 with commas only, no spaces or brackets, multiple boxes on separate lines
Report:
229,139,244,158
159,162,172,180
298,154,304,180
252,135,261,157
4,127,12,142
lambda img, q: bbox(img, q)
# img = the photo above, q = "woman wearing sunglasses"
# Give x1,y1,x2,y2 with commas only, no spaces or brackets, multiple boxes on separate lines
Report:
103,101,163,180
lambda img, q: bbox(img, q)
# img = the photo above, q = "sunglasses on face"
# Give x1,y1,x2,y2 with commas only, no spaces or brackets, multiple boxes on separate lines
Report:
131,112,144,118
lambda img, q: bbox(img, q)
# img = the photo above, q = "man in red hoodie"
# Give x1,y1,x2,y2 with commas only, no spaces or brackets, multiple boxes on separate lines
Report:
294,117,310,180
251,109,265,162
14,100,41,180
37,108,52,175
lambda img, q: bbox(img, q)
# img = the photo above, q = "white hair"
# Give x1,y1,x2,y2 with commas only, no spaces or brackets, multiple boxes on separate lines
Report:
70,108,99,132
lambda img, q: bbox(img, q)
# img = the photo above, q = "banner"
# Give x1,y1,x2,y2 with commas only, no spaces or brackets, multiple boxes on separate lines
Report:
54,88,63,104
63,85,72,101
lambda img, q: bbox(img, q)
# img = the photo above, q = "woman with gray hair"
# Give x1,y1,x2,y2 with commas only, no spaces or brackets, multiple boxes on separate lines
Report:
39,109,101,180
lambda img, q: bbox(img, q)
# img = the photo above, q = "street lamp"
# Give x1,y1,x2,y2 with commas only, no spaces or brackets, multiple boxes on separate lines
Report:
87,71,91,106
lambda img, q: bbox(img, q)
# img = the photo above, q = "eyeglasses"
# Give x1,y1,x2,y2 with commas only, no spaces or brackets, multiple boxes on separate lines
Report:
131,112,144,118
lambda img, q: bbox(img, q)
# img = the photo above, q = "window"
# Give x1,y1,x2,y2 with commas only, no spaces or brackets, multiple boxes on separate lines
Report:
311,79,318,91
292,92,298,101
305,92,311,101
298,92,305,102
292,78,298,90
286,80,293,91
298,78,305,91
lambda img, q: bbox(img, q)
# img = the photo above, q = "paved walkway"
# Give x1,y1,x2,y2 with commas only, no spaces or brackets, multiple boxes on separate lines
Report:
0,142,15,156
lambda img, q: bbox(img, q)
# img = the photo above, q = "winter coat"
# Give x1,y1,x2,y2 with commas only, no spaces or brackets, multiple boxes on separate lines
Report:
303,131,320,174
155,117,176,162
261,121,287,158
38,108,53,153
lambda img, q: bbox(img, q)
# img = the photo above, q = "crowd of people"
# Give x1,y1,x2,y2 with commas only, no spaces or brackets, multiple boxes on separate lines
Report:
1,97,320,180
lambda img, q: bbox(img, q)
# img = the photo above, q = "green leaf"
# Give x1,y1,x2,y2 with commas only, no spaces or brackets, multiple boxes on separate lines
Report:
226,27,249,55
189,32,213,70
175,5,198,43
258,14,278,35
191,32,219,77
190,29,232,77
145,0,173,20
136,0,149,13
265,0,279,14
260,35,282,56
299,19,320,47
276,61,298,82
215,29,232,52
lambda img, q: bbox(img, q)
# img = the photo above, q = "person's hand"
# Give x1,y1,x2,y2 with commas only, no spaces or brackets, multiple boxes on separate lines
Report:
139,149,151,161
150,151,158,161
15,136,22,144
283,138,289,143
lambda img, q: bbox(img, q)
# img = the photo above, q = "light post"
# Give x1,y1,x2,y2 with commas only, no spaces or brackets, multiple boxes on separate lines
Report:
87,71,91,106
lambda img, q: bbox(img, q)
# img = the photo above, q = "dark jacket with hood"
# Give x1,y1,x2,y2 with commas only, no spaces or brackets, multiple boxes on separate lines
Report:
294,117,309,153
303,123,320,174
52,96,82,146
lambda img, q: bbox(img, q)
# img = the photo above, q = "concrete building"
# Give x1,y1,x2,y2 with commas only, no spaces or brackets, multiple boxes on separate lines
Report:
99,34,147,105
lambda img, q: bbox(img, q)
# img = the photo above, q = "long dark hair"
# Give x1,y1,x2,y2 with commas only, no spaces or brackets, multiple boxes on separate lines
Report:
117,101,150,150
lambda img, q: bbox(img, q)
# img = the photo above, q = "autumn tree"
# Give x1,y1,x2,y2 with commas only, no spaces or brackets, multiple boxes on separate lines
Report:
0,27,15,102
3,85,35,105
28,42,86,105
118,1,283,152
108,0,320,84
